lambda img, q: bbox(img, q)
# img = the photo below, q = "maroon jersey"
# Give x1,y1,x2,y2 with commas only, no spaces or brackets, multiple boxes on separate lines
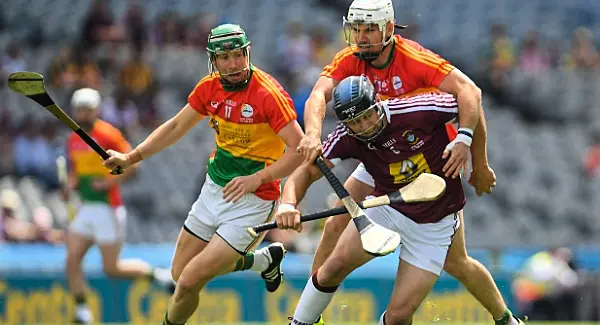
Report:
322,92,465,224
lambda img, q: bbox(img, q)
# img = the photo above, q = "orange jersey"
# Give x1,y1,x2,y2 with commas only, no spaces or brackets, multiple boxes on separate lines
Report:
188,66,297,201
323,35,458,139
67,120,131,207
322,35,455,97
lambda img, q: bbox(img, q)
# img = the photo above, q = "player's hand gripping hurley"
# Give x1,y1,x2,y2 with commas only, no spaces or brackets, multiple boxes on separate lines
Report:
248,171,446,237
7,71,123,175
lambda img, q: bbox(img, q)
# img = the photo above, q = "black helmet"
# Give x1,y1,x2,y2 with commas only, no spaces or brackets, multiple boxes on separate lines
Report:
332,75,387,141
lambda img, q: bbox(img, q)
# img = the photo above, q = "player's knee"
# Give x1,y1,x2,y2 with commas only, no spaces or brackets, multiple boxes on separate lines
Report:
324,214,351,235
385,306,416,325
171,267,182,282
319,257,352,286
443,255,473,281
176,273,205,296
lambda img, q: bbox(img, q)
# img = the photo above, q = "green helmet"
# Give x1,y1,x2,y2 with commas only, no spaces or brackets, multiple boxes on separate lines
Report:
206,24,251,55
206,24,252,87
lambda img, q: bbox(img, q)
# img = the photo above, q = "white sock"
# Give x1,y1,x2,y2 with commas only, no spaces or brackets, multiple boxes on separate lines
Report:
508,316,518,325
378,311,386,325
250,247,271,272
75,304,93,322
292,272,338,324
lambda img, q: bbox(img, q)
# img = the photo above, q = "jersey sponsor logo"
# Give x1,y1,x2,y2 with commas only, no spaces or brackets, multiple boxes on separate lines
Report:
240,104,254,123
382,138,401,154
402,130,425,150
388,153,432,184
392,76,403,90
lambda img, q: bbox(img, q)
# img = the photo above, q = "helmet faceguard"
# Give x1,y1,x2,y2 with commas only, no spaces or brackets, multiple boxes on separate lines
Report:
206,24,252,89
333,75,387,142
343,0,406,62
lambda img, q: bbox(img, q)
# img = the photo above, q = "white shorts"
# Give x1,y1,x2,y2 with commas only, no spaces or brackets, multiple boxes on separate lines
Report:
69,203,127,244
184,174,277,254
364,201,460,275
350,162,375,187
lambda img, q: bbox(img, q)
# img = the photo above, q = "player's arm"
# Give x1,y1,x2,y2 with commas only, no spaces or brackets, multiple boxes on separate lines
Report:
438,70,489,168
303,76,338,140
254,121,304,185
437,69,481,132
133,104,204,161
103,104,205,170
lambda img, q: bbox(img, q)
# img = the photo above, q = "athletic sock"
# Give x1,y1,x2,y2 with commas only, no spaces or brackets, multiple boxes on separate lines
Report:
495,308,517,325
233,248,270,272
291,271,338,324
378,311,387,325
163,311,186,325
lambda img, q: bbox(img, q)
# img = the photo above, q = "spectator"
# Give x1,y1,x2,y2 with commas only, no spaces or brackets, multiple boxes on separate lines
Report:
60,43,102,91
153,11,185,47
583,130,600,177
512,247,579,321
480,23,515,97
561,27,598,70
0,112,15,176
0,42,26,85
274,21,312,76
519,31,550,75
185,13,218,49
309,26,336,69
12,117,58,189
0,189,64,244
80,0,123,52
101,90,140,137
117,48,158,128
123,2,147,53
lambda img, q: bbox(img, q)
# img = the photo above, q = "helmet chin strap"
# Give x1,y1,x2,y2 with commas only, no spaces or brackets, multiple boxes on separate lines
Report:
219,66,250,76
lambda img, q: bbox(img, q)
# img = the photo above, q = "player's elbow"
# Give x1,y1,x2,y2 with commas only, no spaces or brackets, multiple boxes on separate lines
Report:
461,82,482,104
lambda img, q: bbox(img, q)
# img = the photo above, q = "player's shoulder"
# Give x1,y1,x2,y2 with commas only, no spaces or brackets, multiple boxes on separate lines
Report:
385,92,458,115
393,35,444,60
252,66,292,100
191,74,221,93
331,46,356,62
94,119,125,139
324,123,352,144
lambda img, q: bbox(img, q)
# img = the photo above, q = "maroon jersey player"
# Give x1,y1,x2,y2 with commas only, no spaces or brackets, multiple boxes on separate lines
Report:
274,76,522,325
321,91,465,224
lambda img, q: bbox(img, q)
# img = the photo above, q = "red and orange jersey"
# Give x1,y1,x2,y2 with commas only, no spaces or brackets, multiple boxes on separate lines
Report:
322,35,458,140
66,120,131,207
187,66,297,201
322,35,455,99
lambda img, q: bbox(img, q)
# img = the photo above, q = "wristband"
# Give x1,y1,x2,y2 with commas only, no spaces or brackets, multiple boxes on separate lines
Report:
278,203,296,211
454,133,473,147
457,127,474,138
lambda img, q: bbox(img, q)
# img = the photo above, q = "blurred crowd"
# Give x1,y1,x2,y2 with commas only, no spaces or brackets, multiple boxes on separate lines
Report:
481,23,600,101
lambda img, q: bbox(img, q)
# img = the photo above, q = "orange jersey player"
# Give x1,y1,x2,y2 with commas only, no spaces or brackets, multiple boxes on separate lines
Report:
64,88,173,325
67,119,129,209
287,1,522,325
102,24,305,325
